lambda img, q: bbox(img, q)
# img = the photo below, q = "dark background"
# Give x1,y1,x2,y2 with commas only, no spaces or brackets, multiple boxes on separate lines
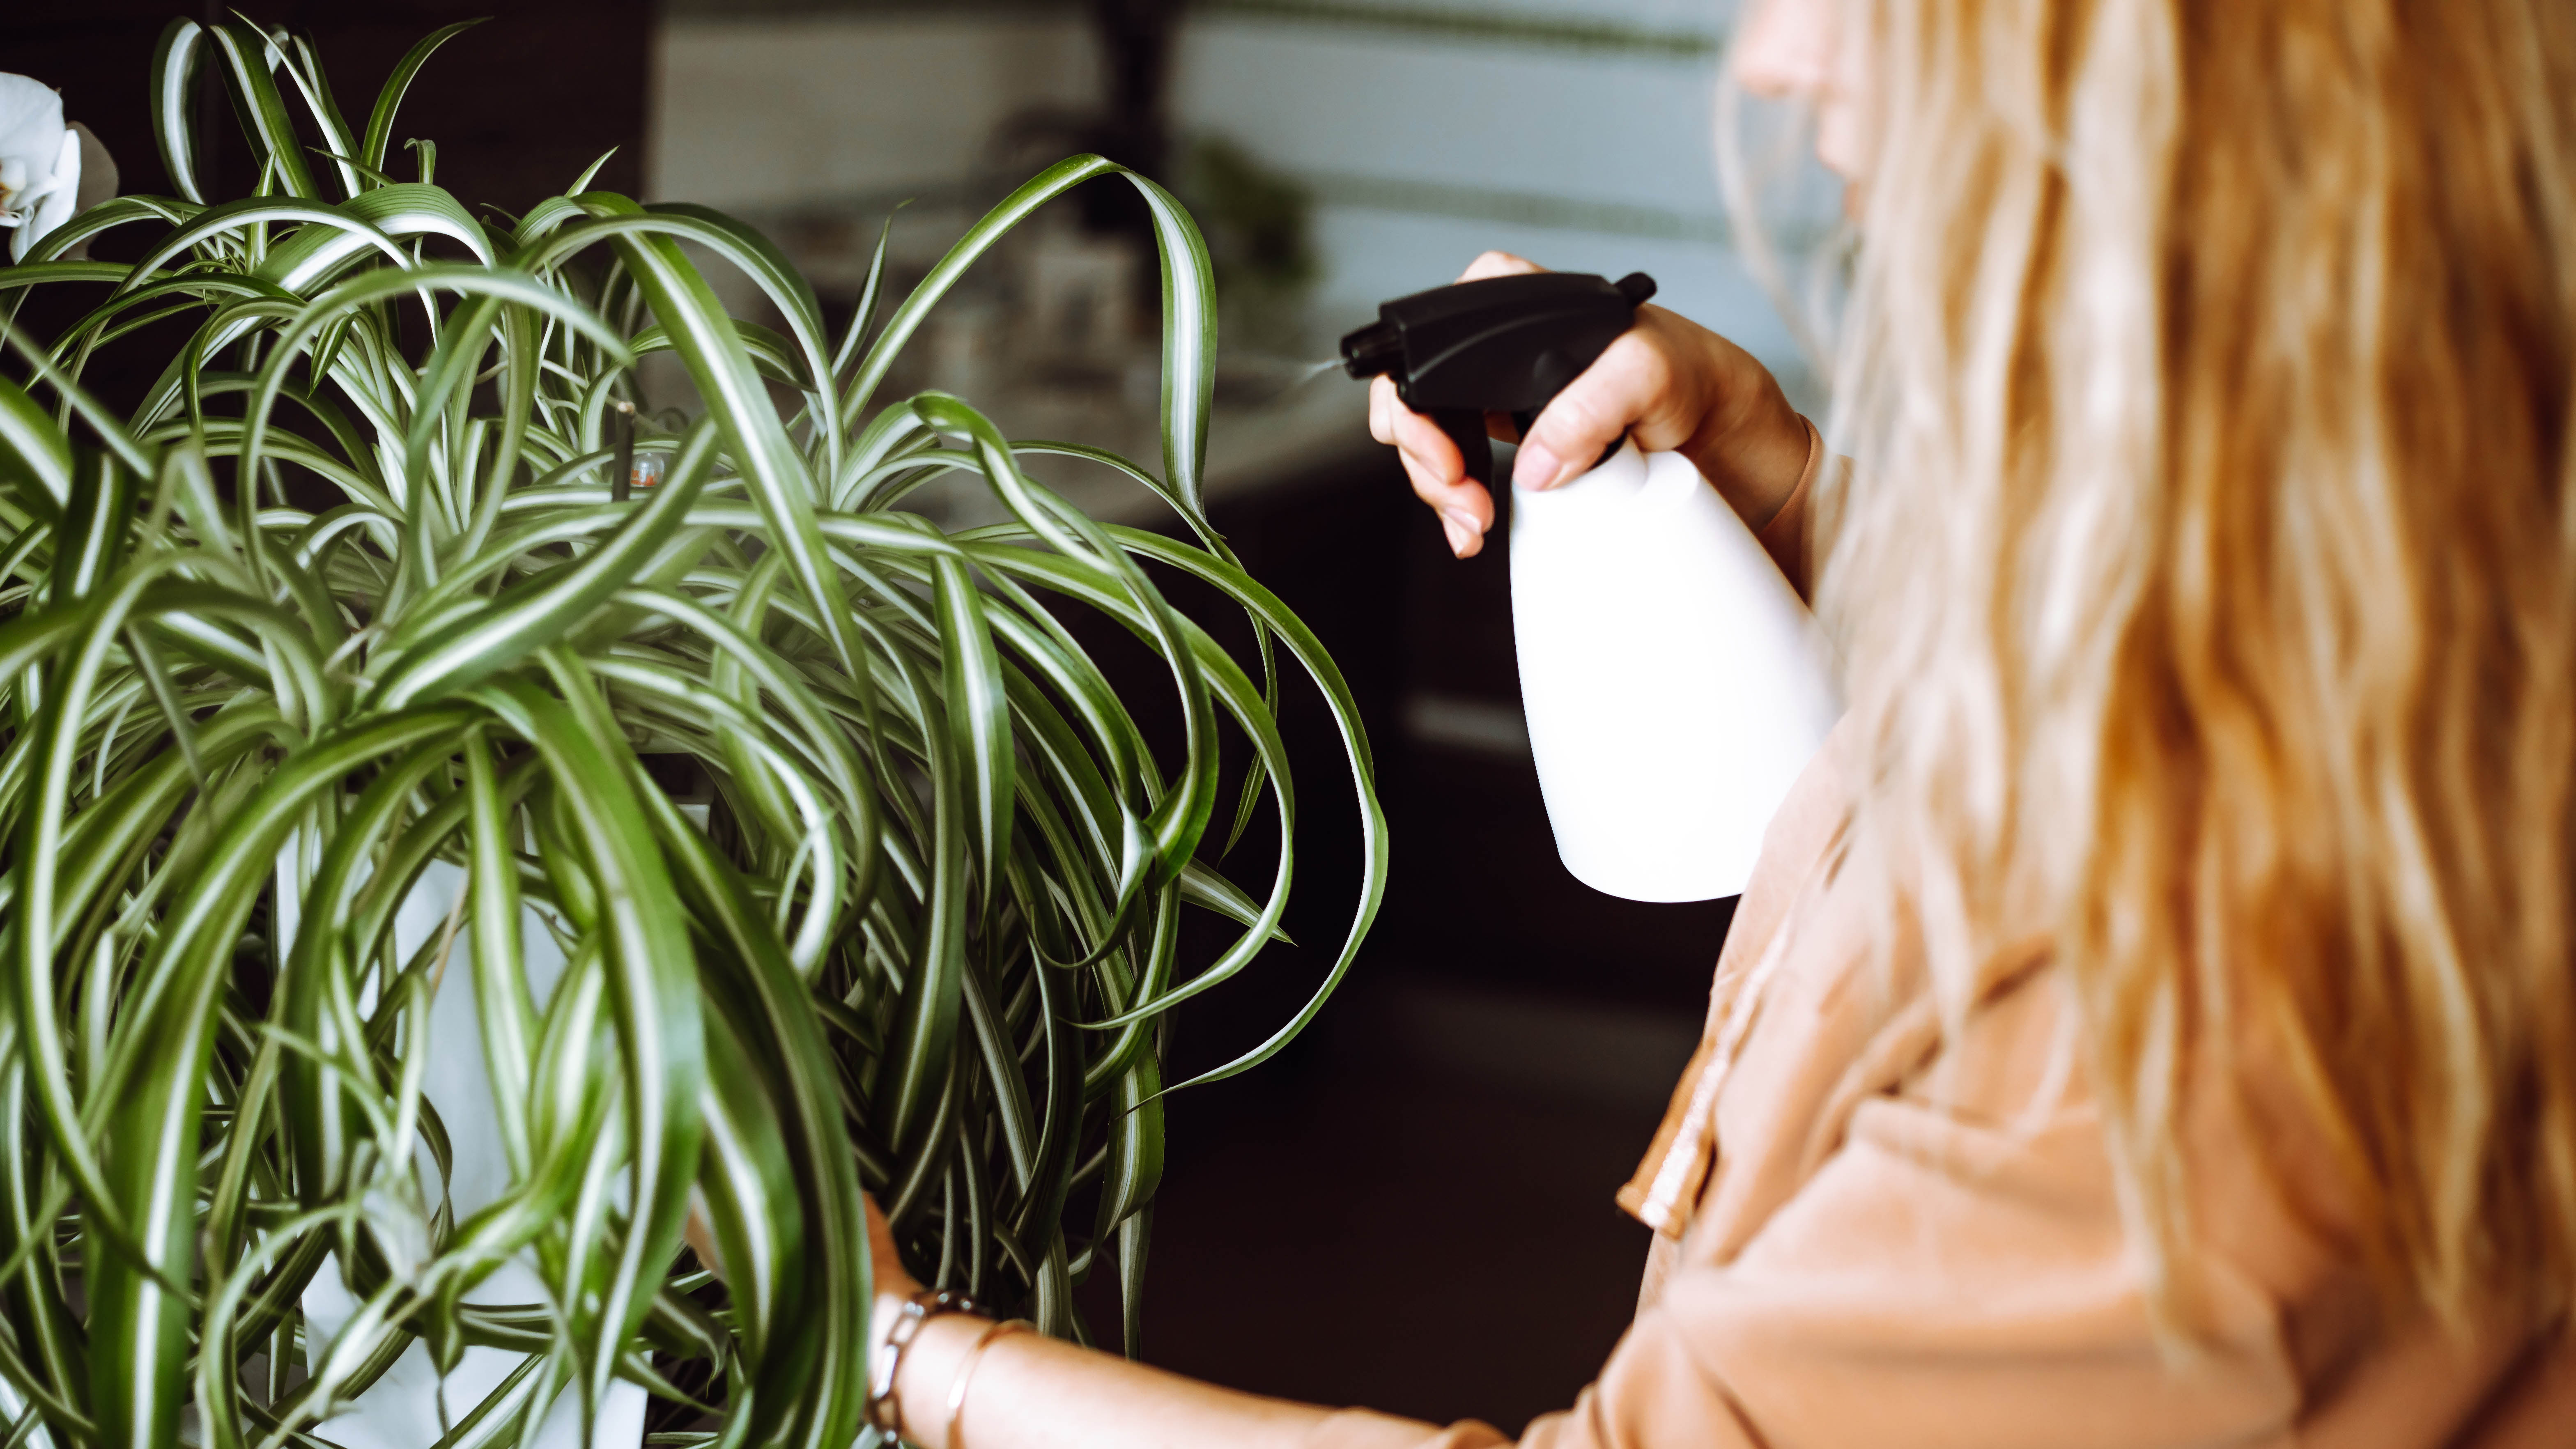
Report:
0,2,1735,1433
9,0,653,220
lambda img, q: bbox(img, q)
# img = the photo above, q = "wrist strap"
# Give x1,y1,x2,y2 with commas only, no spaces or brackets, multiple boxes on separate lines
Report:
866,1288,986,1436
942,1317,1033,1449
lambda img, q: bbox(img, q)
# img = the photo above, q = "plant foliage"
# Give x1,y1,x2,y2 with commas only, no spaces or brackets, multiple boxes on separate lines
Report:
0,17,1383,1447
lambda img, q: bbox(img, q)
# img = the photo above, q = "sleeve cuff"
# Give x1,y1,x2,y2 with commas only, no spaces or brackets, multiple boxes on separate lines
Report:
1753,414,1825,594
1756,414,1823,535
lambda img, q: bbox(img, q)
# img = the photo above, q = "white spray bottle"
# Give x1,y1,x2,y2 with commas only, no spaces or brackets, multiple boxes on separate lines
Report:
1343,272,1841,902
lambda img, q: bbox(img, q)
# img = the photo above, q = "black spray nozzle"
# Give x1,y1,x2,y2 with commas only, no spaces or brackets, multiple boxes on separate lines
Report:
1342,270,1657,487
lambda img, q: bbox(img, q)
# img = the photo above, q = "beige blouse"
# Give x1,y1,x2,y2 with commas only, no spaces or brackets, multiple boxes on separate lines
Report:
1306,716,2576,1449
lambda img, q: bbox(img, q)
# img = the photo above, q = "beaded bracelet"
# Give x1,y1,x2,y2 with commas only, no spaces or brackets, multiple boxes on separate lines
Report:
866,1288,986,1436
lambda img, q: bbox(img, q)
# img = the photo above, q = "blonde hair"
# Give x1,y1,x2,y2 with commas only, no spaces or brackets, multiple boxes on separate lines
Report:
1804,0,2576,1326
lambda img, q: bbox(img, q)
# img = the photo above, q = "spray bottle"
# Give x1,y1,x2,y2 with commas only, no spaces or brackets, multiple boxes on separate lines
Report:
1343,271,1841,902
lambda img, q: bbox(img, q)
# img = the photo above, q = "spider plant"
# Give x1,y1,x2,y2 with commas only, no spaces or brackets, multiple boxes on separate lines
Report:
0,16,1383,1449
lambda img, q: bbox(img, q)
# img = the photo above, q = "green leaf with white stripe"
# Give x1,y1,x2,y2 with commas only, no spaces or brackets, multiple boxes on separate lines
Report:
0,23,1382,1446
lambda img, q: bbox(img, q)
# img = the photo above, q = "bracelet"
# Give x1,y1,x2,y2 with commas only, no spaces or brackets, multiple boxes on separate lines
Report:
866,1288,986,1436
941,1317,1033,1449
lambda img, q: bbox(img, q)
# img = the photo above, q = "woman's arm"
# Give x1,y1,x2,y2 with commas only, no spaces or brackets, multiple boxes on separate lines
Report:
882,1304,1347,1449
686,883,2360,1449
871,960,2351,1449
823,1194,1448,1449
682,1195,1453,1449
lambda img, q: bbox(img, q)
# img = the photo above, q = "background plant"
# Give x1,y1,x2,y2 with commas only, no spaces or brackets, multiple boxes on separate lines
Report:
0,16,1383,1448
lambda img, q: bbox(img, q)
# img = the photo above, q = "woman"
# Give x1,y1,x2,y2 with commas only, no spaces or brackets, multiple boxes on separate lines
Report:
755,0,2576,1441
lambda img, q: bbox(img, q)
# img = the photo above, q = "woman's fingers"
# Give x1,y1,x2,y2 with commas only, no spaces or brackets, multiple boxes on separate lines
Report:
1370,252,1545,558
1393,397,1495,558
1374,374,1496,557
1512,310,1695,492
1458,248,1544,282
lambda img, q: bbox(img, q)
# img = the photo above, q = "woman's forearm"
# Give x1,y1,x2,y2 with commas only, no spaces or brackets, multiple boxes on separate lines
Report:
888,1309,1340,1449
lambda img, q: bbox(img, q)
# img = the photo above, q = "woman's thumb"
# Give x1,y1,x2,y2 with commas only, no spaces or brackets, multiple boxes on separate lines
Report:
1510,372,1629,492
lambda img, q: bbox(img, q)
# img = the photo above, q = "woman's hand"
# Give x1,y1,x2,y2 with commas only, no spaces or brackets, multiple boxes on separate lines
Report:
860,1190,925,1339
684,1192,925,1320
1368,250,1815,558
682,1196,724,1281
860,1192,920,1295
690,1192,1338,1449
688,1194,941,1428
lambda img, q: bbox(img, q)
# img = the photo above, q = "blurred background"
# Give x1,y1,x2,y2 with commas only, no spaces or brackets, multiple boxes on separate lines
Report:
7,0,1834,1432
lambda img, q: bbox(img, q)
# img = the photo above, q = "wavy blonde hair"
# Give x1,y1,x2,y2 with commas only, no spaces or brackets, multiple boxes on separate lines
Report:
1806,0,2576,1325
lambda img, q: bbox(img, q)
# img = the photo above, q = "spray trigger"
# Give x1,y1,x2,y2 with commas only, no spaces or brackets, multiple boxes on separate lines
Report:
1341,270,1656,489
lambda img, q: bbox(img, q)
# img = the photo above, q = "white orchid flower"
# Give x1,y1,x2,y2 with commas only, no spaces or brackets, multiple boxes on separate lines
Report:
0,73,83,263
